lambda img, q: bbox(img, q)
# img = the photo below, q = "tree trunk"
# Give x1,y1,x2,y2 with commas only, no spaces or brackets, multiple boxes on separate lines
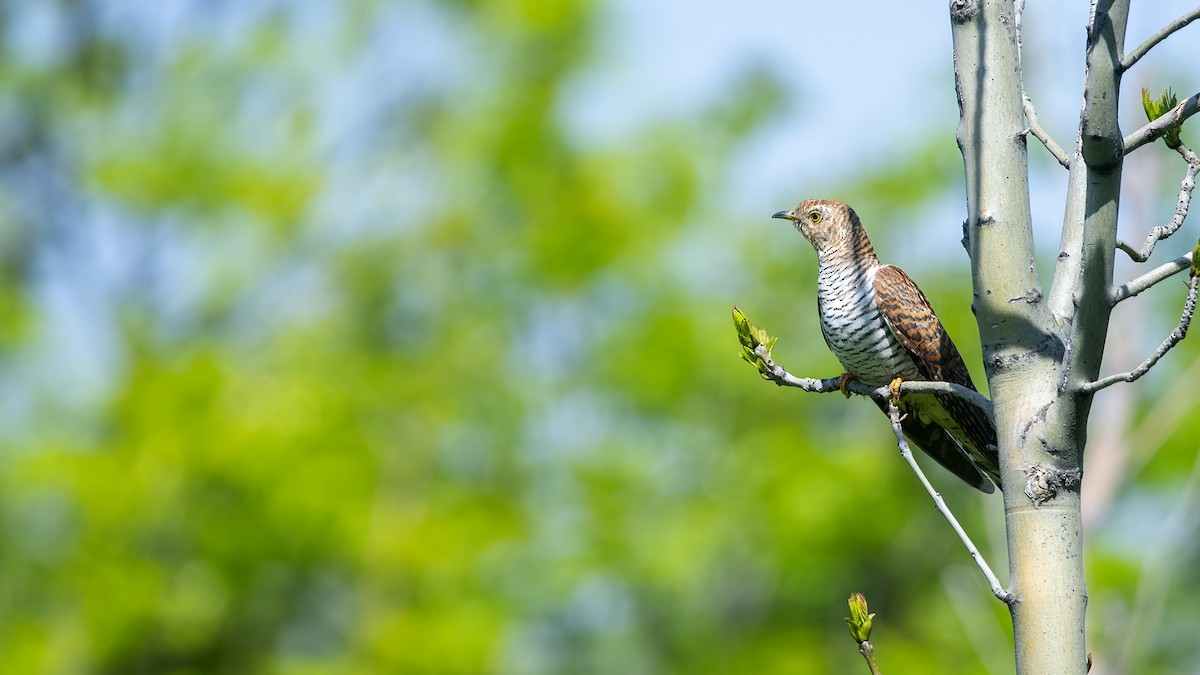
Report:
948,0,1131,672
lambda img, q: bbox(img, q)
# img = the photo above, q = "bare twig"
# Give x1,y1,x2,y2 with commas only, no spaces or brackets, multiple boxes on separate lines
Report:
887,401,1013,605
1121,7,1200,72
1014,0,1068,169
1081,274,1199,394
1117,145,1199,262
1112,251,1194,305
857,641,882,675
752,345,995,417
1023,93,1070,168
1124,92,1200,154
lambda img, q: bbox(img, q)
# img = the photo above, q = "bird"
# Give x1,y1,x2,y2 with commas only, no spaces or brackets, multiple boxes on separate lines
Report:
772,199,1001,492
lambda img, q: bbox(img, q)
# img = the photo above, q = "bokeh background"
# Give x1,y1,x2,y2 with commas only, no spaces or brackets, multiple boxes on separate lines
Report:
0,1,1198,673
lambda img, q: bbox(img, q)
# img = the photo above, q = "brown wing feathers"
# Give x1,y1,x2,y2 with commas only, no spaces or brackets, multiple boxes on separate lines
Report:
872,265,1001,489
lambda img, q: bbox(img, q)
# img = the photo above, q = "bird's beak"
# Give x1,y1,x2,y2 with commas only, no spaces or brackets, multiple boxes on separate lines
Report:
772,209,795,221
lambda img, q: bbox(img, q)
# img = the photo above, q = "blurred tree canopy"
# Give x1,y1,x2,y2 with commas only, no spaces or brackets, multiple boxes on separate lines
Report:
0,1,1197,674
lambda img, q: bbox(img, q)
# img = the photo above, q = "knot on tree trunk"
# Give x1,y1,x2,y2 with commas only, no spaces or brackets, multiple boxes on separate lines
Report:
949,0,980,24
1023,464,1083,507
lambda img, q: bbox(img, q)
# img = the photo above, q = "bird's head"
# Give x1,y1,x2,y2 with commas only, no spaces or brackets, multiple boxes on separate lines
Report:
772,199,871,256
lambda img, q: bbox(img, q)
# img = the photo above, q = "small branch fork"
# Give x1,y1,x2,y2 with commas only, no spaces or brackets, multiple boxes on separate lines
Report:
746,341,1010,604
751,345,995,417
1081,273,1199,395
1117,144,1199,262
1120,7,1200,73
886,401,1013,605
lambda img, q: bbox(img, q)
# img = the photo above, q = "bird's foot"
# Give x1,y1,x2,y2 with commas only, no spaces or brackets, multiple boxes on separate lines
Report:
837,372,856,398
889,376,904,405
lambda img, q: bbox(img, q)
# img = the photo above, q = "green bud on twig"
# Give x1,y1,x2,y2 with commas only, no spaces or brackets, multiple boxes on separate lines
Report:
845,592,875,644
1142,87,1183,148
732,306,777,379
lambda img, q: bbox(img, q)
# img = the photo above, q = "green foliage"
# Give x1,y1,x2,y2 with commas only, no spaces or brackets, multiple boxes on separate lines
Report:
1142,87,1183,148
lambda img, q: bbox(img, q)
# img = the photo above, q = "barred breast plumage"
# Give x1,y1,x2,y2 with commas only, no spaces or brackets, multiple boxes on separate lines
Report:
816,259,921,387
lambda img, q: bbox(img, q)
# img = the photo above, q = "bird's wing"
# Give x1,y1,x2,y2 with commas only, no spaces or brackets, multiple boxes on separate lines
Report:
872,264,1001,490
868,396,995,493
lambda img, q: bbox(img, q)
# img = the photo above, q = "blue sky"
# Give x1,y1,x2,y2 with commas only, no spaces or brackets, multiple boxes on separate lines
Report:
562,0,1198,225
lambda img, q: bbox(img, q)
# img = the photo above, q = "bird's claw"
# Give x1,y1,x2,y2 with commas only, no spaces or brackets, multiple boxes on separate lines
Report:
837,372,855,398
889,376,904,405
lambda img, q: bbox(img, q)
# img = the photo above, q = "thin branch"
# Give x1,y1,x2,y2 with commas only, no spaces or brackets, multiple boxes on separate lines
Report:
1117,145,1199,262
1111,251,1193,305
1023,93,1070,168
1121,7,1200,72
887,401,1013,605
1124,92,1200,153
752,345,995,418
857,641,882,675
1081,274,1199,394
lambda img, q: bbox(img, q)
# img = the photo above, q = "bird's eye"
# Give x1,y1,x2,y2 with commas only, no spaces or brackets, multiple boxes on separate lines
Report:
807,210,823,224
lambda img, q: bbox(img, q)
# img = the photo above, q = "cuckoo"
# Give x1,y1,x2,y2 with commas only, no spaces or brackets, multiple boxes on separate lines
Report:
773,199,1001,492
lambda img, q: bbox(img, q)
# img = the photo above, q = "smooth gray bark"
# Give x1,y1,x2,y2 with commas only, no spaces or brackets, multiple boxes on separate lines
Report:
948,1,1133,672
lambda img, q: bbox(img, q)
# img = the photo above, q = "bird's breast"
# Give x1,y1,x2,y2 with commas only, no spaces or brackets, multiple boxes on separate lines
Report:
816,262,919,386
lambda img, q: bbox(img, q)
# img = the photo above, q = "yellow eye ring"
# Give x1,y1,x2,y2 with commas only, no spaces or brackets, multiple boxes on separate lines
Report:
807,210,822,224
